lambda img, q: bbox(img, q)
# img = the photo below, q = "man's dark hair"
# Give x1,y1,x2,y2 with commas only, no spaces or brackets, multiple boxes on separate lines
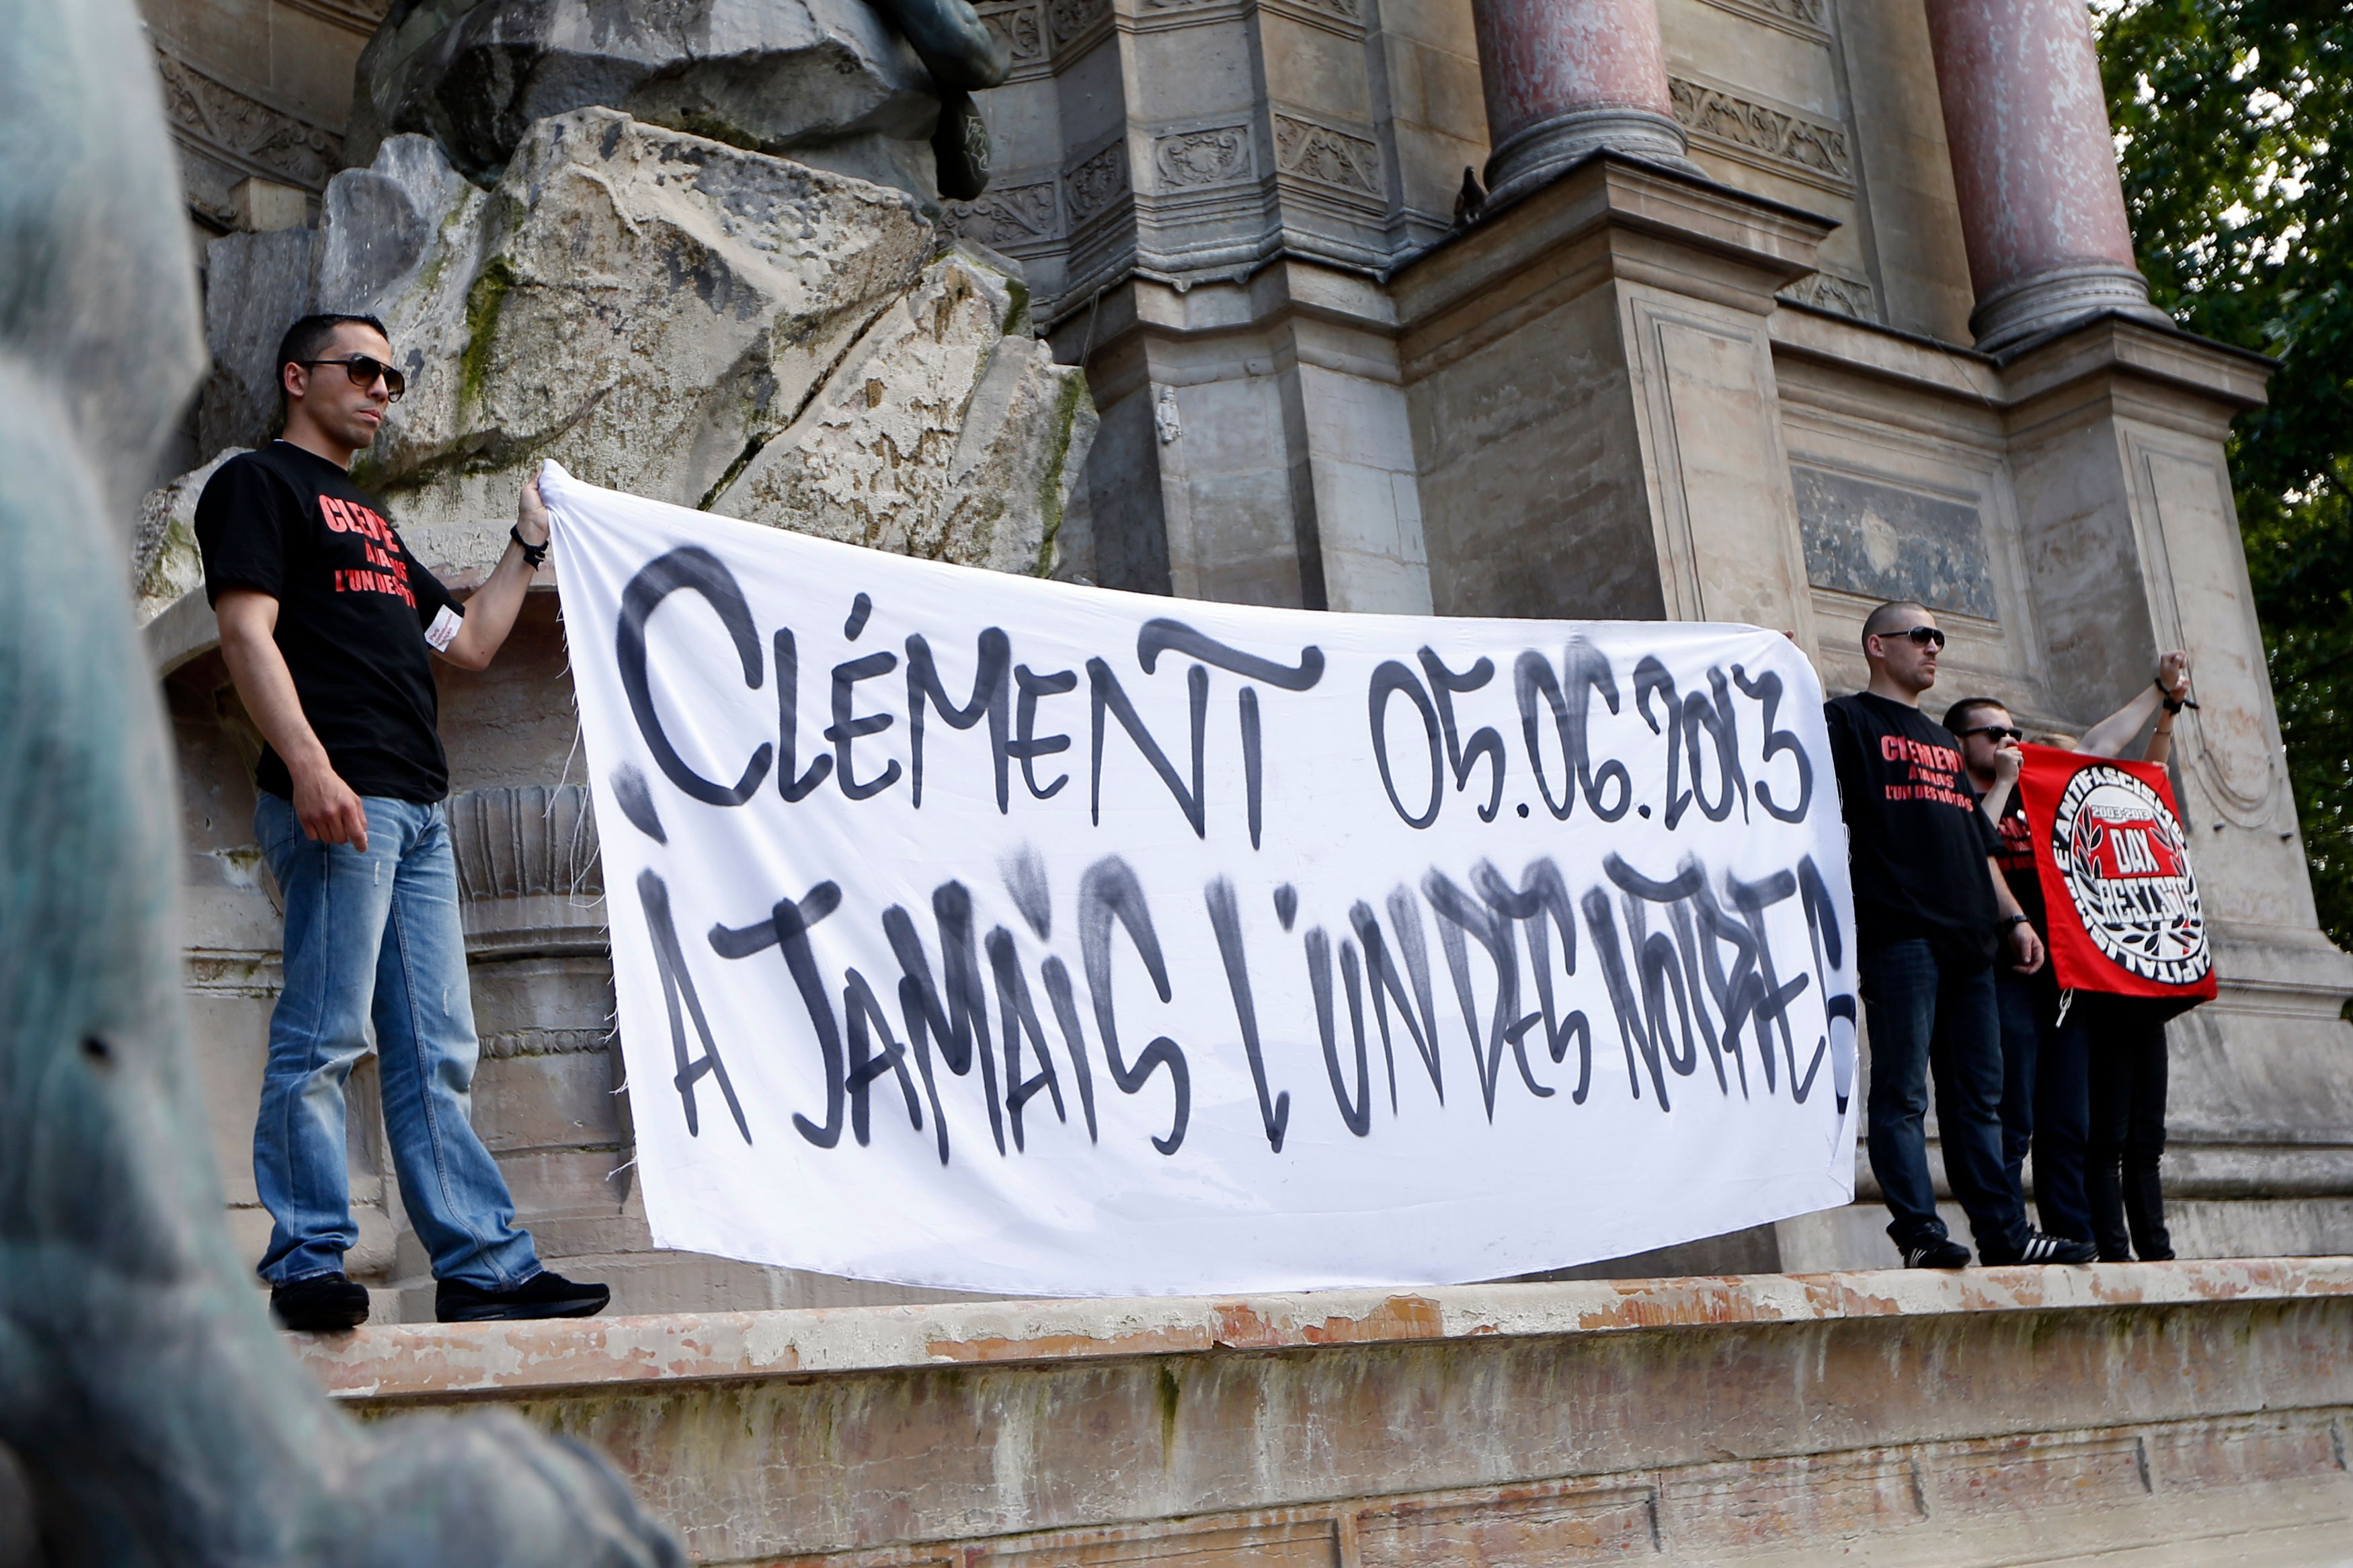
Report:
274,313,390,406
1860,600,1929,649
1943,696,2008,736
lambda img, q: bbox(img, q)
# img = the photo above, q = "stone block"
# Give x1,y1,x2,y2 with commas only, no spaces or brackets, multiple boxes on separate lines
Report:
1183,468,1308,606
1079,381,1174,593
473,1046,624,1156
1409,279,1658,620
1163,373,1280,477
231,176,309,232
2146,1417,2344,1493
1923,1434,2150,1519
1659,1450,1925,1550
1355,1484,1657,1565
1371,0,1479,62
495,1147,633,1221
1305,457,1404,559
1296,361,1412,472
1257,17,1373,124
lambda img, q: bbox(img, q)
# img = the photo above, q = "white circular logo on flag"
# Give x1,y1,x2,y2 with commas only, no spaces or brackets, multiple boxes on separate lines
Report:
2049,764,2210,986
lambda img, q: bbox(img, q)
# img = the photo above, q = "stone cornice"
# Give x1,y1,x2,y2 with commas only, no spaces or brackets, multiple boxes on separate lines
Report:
1996,311,2275,411
1392,152,1838,342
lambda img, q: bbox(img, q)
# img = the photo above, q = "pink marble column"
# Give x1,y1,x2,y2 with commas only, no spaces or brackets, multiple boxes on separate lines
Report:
1924,0,2167,352
1470,0,1698,207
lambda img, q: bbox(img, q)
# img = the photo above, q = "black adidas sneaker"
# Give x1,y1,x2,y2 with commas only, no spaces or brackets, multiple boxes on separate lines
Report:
1981,1231,2098,1266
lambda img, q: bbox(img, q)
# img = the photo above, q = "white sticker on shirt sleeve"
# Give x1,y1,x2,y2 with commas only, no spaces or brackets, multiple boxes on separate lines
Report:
424,604,464,652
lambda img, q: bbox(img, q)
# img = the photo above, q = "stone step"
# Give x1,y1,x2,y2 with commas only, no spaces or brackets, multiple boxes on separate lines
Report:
287,1258,2353,1567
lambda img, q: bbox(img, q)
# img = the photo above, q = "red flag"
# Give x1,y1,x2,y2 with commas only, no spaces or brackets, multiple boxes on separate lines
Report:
2015,745,2217,1004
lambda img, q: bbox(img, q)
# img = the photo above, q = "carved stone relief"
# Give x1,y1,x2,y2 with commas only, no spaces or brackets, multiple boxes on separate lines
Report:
1668,75,1853,193
1779,271,1878,321
446,784,608,958
945,179,1062,251
1153,126,1254,189
1794,465,1998,620
977,0,1048,73
153,47,342,226
1047,0,1112,48
1273,114,1380,196
1065,141,1132,224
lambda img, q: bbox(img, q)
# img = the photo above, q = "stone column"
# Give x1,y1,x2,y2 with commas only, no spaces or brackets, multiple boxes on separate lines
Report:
1469,0,1698,207
1924,0,2169,354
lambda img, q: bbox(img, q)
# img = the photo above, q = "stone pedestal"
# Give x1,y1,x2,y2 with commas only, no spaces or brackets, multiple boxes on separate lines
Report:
1922,0,2169,354
1391,153,1829,644
1469,0,1698,206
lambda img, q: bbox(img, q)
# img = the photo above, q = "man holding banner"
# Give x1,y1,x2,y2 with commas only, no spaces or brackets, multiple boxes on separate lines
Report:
197,313,610,1329
1825,602,2094,1270
1973,661,2210,1262
1949,653,2194,1256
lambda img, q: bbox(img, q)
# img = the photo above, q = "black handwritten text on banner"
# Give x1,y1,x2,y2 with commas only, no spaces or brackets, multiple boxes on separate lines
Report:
545,464,1859,1296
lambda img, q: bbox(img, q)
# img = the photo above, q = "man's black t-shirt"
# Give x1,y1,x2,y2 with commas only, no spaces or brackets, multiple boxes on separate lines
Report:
194,442,463,803
1825,691,2002,964
1991,790,2047,933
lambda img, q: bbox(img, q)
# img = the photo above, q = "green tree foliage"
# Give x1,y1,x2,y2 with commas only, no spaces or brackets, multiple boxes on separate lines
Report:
2093,1,2352,947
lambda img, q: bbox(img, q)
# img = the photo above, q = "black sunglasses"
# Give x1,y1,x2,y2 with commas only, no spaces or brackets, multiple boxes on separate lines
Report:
1959,724,2025,743
295,355,406,401
1877,624,1946,649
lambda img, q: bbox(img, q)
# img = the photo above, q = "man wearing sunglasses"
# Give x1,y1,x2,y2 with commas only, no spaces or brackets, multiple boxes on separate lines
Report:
1825,602,2096,1270
1948,653,2192,1260
193,313,607,1331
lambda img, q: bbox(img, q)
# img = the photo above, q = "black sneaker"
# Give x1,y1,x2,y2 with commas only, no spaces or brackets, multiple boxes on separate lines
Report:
270,1272,371,1332
436,1269,612,1323
1983,1231,2098,1266
1900,1237,1972,1268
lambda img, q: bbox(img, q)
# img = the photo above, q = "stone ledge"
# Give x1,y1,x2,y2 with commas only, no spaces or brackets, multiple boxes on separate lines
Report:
289,1255,2353,1401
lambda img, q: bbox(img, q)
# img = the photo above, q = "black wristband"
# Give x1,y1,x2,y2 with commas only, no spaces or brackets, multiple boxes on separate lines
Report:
511,523,549,569
2003,913,2032,927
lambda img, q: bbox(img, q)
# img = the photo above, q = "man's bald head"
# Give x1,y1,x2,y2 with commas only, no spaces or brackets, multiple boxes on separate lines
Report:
1862,600,1929,646
1860,600,1942,702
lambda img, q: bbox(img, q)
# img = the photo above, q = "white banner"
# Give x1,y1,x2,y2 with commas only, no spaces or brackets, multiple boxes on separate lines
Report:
544,464,1858,1297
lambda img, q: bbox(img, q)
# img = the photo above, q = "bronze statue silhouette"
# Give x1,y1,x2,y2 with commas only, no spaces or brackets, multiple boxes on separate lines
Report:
0,1,682,1561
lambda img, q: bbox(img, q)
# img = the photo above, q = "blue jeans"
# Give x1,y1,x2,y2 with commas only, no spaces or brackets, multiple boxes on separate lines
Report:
1860,939,2029,1255
253,793,540,1288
